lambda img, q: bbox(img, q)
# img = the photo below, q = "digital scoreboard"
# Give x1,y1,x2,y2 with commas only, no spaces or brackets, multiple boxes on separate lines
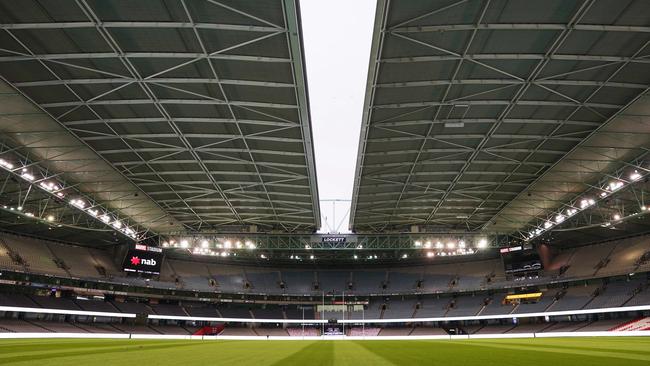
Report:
501,246,543,275
122,244,163,275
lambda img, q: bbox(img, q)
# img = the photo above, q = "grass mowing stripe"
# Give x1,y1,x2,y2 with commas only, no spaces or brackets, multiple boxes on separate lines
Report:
458,340,650,363
0,341,205,365
474,339,650,356
2,337,650,365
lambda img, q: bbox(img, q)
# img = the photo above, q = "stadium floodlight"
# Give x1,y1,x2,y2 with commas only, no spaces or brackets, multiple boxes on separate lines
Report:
201,240,209,248
579,198,595,209
447,242,455,249
555,214,565,224
630,171,642,181
310,255,315,260
477,239,488,248
426,252,434,258
402,253,408,259
608,181,624,191
100,214,110,224
642,206,648,211
0,158,14,169
435,242,443,249
357,244,363,249
424,241,432,249
111,220,122,229
87,209,99,217
20,169,35,182
69,198,86,209
613,214,621,221
353,254,358,259
39,181,58,191
543,221,552,229
245,241,256,249
46,215,55,222
414,241,422,247
224,240,232,249
260,254,267,259
305,244,311,249
235,241,242,249
180,240,189,248
458,241,466,249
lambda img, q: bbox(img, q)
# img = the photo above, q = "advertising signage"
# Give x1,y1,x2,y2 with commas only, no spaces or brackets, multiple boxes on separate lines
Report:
122,244,163,275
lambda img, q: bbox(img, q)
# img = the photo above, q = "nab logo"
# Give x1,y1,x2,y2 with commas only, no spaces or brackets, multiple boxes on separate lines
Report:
130,256,156,266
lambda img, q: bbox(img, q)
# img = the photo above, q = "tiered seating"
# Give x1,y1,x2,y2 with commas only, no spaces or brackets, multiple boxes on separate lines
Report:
0,319,52,332
252,306,283,319
625,283,650,306
184,305,220,318
47,243,99,278
348,298,383,320
548,284,598,311
511,294,555,314
0,240,24,271
110,301,153,314
246,271,282,294
410,327,447,335
30,295,80,310
254,327,288,336
284,306,315,320
166,260,212,291
445,296,483,317
378,327,411,336
352,271,386,294
584,280,638,309
386,271,419,292
602,237,650,275
579,319,630,331
0,293,39,307
150,325,191,335
507,323,550,333
86,248,121,278
474,324,514,334
218,304,252,318
455,259,502,290
110,324,159,334
318,271,350,294
348,327,380,336
220,327,255,336
1,235,66,276
416,297,450,318
287,327,319,336
150,304,187,316
480,294,515,316
562,242,617,278
281,271,315,294
74,299,119,313
382,298,416,319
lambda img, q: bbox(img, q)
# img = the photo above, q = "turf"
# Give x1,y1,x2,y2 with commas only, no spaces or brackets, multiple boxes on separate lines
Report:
1,337,650,365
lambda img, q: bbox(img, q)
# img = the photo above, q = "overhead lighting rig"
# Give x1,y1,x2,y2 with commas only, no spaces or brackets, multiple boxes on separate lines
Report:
525,158,650,241
0,150,141,241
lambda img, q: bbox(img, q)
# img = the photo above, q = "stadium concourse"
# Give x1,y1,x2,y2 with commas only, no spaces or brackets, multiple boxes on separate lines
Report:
1,0,650,365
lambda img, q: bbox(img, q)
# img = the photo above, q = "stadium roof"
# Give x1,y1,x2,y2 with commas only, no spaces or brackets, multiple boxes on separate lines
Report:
350,0,650,235
0,0,320,237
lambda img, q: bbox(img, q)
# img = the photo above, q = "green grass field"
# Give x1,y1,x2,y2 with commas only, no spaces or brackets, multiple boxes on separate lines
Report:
1,337,650,365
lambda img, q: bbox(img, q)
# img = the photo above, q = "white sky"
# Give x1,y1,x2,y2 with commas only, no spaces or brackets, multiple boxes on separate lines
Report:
300,0,376,233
